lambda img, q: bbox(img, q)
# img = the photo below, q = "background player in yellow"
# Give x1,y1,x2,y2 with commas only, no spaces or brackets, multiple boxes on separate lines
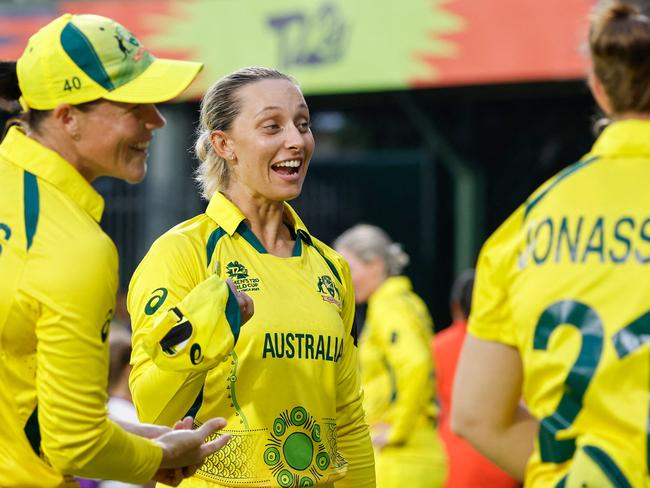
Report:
0,13,232,488
335,224,446,487
128,67,375,487
453,2,650,486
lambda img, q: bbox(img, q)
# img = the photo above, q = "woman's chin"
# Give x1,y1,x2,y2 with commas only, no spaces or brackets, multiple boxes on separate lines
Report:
122,164,148,184
269,182,304,202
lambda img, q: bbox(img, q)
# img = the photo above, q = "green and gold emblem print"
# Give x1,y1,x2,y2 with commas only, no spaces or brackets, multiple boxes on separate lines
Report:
265,406,334,487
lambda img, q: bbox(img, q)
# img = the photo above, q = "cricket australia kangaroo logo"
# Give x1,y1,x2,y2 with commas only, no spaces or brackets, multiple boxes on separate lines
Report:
113,25,148,62
226,261,260,292
317,275,340,307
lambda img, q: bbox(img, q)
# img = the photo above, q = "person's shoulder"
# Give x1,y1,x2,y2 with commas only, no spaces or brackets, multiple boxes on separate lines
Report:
308,234,339,260
307,234,349,284
40,203,117,270
148,213,217,258
131,213,222,286
480,153,599,271
477,202,527,280
523,154,601,221
0,155,22,184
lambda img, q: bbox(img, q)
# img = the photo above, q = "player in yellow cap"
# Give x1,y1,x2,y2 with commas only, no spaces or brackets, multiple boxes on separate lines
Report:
0,13,231,488
452,2,650,487
128,66,375,487
334,224,446,488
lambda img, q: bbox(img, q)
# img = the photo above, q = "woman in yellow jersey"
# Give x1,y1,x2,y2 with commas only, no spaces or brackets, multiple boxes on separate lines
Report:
334,224,446,488
453,2,650,487
127,67,375,488
0,13,231,488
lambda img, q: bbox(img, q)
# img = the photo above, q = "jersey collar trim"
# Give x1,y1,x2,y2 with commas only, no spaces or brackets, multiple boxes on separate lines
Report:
0,127,105,222
590,119,650,158
205,191,311,238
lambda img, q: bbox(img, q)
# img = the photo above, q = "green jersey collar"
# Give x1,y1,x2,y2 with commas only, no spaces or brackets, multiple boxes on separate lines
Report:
205,191,311,238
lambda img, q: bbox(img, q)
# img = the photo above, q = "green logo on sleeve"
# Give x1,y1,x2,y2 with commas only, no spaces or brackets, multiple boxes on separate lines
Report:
145,287,168,315
100,308,113,343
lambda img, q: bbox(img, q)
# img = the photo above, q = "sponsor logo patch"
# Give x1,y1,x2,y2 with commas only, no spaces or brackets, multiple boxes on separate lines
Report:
226,261,260,292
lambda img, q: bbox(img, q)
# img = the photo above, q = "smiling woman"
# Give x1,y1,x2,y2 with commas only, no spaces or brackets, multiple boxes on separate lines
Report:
127,67,376,488
71,101,165,183
0,12,233,488
208,75,315,208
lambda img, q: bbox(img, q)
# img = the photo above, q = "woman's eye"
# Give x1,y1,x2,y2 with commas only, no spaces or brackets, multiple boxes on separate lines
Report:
297,122,311,132
264,124,280,130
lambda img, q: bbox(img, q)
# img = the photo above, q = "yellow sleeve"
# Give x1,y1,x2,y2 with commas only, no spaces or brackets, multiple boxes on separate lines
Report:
375,298,433,445
35,243,161,482
128,231,240,426
329,254,376,488
468,205,524,346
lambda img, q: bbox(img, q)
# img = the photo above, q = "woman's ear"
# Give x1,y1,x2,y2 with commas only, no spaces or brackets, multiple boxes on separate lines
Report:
52,103,81,140
210,130,236,161
588,71,613,115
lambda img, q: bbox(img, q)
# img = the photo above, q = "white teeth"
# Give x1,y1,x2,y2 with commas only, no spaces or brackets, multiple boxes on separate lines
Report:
133,141,150,150
273,159,301,168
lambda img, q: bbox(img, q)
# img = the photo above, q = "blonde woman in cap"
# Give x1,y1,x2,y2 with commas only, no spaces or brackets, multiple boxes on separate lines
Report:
0,13,233,488
334,224,447,487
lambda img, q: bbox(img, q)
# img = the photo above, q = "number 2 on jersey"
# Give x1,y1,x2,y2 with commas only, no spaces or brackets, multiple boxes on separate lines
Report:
534,301,650,470
534,301,604,464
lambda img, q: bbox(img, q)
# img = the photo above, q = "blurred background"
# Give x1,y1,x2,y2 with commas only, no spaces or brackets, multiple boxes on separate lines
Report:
1,0,599,328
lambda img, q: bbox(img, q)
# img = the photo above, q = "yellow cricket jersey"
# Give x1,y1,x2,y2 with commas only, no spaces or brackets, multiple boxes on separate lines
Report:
360,276,438,442
468,119,650,487
0,127,162,487
128,191,375,488
360,276,445,488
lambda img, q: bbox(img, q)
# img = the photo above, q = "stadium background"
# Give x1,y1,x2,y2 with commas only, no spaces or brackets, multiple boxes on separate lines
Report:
0,0,597,328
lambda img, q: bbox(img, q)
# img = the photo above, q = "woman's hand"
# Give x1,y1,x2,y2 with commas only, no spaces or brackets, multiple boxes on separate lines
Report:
226,279,254,325
147,416,201,486
154,416,231,472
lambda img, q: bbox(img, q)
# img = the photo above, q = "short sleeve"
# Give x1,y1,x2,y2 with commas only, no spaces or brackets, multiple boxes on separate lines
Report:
468,206,525,346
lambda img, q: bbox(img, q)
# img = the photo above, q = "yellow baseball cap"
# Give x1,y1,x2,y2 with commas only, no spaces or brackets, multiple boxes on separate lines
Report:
17,13,203,110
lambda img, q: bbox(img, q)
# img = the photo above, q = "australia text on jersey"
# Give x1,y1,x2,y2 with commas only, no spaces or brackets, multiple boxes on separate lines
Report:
519,215,650,268
263,332,344,361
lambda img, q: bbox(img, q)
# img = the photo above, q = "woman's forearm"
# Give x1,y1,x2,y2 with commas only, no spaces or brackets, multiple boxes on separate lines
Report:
453,403,537,480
